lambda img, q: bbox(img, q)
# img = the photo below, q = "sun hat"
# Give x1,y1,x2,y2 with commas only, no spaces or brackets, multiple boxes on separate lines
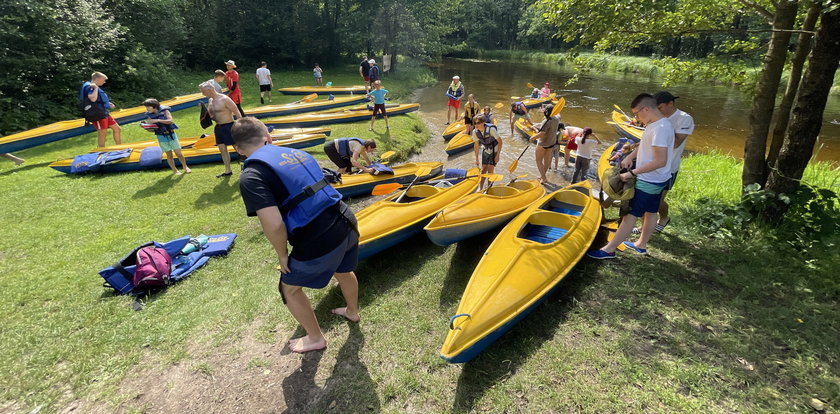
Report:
544,82,550,86
453,75,460,80
224,60,236,68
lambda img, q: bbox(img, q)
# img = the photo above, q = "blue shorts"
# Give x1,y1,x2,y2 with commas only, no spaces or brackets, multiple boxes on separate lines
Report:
156,133,181,152
280,231,359,289
664,172,679,191
629,180,667,217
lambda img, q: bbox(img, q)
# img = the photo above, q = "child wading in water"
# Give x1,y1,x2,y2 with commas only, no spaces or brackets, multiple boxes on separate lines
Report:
143,98,191,175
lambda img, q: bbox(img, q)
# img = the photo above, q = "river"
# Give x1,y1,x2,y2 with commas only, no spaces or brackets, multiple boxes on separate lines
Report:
407,58,839,185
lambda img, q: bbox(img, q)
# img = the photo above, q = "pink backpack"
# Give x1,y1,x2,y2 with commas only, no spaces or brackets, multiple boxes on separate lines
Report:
132,246,172,289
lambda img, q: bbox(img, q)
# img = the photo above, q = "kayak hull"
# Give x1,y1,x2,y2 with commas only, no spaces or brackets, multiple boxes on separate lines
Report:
277,86,367,95
356,169,481,260
445,132,473,156
332,162,443,199
93,127,332,152
0,93,207,153
426,214,511,247
610,111,643,140
440,182,601,363
246,96,367,118
264,104,420,128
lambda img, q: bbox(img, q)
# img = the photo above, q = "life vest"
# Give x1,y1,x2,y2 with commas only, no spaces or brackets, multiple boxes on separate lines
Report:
80,81,110,111
475,125,499,150
448,82,464,98
530,89,540,99
244,145,341,235
511,102,526,115
482,113,494,124
145,106,179,135
465,102,478,118
369,65,380,79
335,137,365,158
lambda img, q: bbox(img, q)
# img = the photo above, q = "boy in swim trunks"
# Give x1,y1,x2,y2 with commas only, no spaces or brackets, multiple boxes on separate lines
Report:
143,98,191,175
200,80,241,177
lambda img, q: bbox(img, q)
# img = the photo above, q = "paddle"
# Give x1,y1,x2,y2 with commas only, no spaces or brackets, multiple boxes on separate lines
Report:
606,121,645,130
483,173,523,193
494,102,505,109
550,97,566,118
527,82,535,89
371,173,502,196
394,167,434,202
293,93,318,104
377,150,396,161
370,167,432,196
508,142,532,173
613,104,632,122
508,173,527,184
192,134,219,149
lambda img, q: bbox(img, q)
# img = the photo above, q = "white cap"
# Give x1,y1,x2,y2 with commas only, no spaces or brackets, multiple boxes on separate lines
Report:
224,60,236,68
453,75,460,80
369,59,375,64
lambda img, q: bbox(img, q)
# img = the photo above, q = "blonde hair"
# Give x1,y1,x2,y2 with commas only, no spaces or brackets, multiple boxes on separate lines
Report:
91,72,108,80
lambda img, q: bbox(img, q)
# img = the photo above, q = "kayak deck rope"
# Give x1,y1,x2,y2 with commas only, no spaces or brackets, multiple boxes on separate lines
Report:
449,313,472,330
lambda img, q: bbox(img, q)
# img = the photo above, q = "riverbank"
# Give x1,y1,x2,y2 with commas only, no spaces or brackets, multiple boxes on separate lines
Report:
451,50,840,95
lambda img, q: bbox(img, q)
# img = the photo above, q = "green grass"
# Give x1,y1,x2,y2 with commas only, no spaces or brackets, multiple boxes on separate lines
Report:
1,76,839,413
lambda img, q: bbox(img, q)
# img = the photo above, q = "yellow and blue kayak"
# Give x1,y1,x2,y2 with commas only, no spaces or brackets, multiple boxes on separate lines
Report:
443,95,557,140
92,127,332,152
440,181,602,363
356,169,481,260
598,143,618,181
610,110,644,140
331,162,443,199
445,132,474,156
48,133,327,174
424,179,545,246
0,92,207,154
263,104,420,128
245,96,367,118
277,85,367,95
513,118,579,162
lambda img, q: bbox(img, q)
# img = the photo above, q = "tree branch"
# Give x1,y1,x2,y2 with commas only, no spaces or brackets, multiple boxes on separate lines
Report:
614,28,816,36
738,0,775,21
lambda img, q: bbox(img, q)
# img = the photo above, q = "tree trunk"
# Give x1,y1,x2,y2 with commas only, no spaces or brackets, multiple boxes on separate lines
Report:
741,0,799,189
766,1,821,174
764,4,840,221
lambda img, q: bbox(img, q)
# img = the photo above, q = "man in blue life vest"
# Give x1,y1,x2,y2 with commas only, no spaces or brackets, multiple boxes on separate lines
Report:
232,117,361,354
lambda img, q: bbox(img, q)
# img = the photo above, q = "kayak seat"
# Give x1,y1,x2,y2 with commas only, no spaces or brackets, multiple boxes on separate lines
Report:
520,224,568,244
397,185,440,203
543,199,583,216
487,186,519,197
509,181,536,191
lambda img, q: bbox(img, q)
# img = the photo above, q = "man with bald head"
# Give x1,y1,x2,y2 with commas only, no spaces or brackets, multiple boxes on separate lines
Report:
200,81,241,177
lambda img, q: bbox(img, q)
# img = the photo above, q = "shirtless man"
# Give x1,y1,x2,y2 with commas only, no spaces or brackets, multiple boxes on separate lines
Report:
200,81,241,177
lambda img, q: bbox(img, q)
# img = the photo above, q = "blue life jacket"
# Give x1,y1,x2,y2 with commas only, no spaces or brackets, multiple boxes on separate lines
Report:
448,82,464,98
482,113,494,124
244,145,341,235
511,102,526,115
335,137,365,158
145,106,178,135
369,65,380,79
475,125,499,149
368,162,394,175
80,81,110,112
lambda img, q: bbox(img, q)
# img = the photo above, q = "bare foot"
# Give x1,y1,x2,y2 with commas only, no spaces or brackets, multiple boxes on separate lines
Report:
332,307,360,323
173,170,182,175
288,336,327,353
184,167,192,174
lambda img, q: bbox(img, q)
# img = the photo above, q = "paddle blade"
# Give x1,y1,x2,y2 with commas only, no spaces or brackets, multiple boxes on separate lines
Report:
494,102,504,109
379,150,396,160
527,82,534,89
482,173,504,182
301,93,318,102
613,104,623,112
193,134,218,149
507,159,519,174
371,183,401,195
550,97,566,117
510,96,520,100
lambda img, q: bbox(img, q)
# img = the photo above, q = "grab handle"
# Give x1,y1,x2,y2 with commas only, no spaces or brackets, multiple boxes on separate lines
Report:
449,313,471,330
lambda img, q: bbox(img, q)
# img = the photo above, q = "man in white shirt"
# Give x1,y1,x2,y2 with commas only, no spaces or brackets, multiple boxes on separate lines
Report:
653,91,694,232
255,61,273,104
588,93,674,259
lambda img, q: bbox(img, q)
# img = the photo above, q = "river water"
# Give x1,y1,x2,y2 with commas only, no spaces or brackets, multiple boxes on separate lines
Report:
408,58,839,185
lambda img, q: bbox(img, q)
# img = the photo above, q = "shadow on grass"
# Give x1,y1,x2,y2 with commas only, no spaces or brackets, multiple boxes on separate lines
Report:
451,261,596,412
438,233,495,309
280,324,380,413
132,174,180,199
193,174,240,209
0,161,51,176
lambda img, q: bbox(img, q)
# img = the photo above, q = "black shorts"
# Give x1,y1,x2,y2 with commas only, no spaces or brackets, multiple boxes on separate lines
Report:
214,122,235,146
372,103,387,116
323,141,351,170
259,84,272,92
481,150,497,166
464,116,473,125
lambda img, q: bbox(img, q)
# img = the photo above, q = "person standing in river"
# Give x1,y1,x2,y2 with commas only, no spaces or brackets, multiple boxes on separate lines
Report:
570,127,602,183
445,75,464,125
471,115,503,189
463,94,480,135
529,104,563,185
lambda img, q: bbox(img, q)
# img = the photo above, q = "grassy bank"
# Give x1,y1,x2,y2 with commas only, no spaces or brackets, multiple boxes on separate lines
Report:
1,106,839,413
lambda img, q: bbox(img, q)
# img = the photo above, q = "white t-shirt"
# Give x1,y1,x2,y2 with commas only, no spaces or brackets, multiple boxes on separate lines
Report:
209,79,222,93
636,117,675,183
256,67,271,85
668,109,694,173
574,135,597,159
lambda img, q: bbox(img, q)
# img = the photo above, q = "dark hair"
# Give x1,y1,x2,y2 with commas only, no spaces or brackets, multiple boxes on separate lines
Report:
472,115,485,124
260,61,267,67
363,139,377,149
314,63,319,66
630,93,656,111
581,127,593,144
142,98,160,109
231,117,269,148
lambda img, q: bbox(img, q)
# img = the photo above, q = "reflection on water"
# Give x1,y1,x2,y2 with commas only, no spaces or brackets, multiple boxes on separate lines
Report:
407,58,839,184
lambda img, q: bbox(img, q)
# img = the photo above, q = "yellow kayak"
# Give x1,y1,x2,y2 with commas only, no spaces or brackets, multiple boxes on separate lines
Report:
332,162,443,199
514,118,579,162
445,132,473,156
0,92,207,154
49,133,327,174
424,179,545,246
356,169,481,260
264,104,420,128
277,85,367,95
610,110,643,140
245,95,368,118
92,127,332,152
598,143,618,181
440,181,602,363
